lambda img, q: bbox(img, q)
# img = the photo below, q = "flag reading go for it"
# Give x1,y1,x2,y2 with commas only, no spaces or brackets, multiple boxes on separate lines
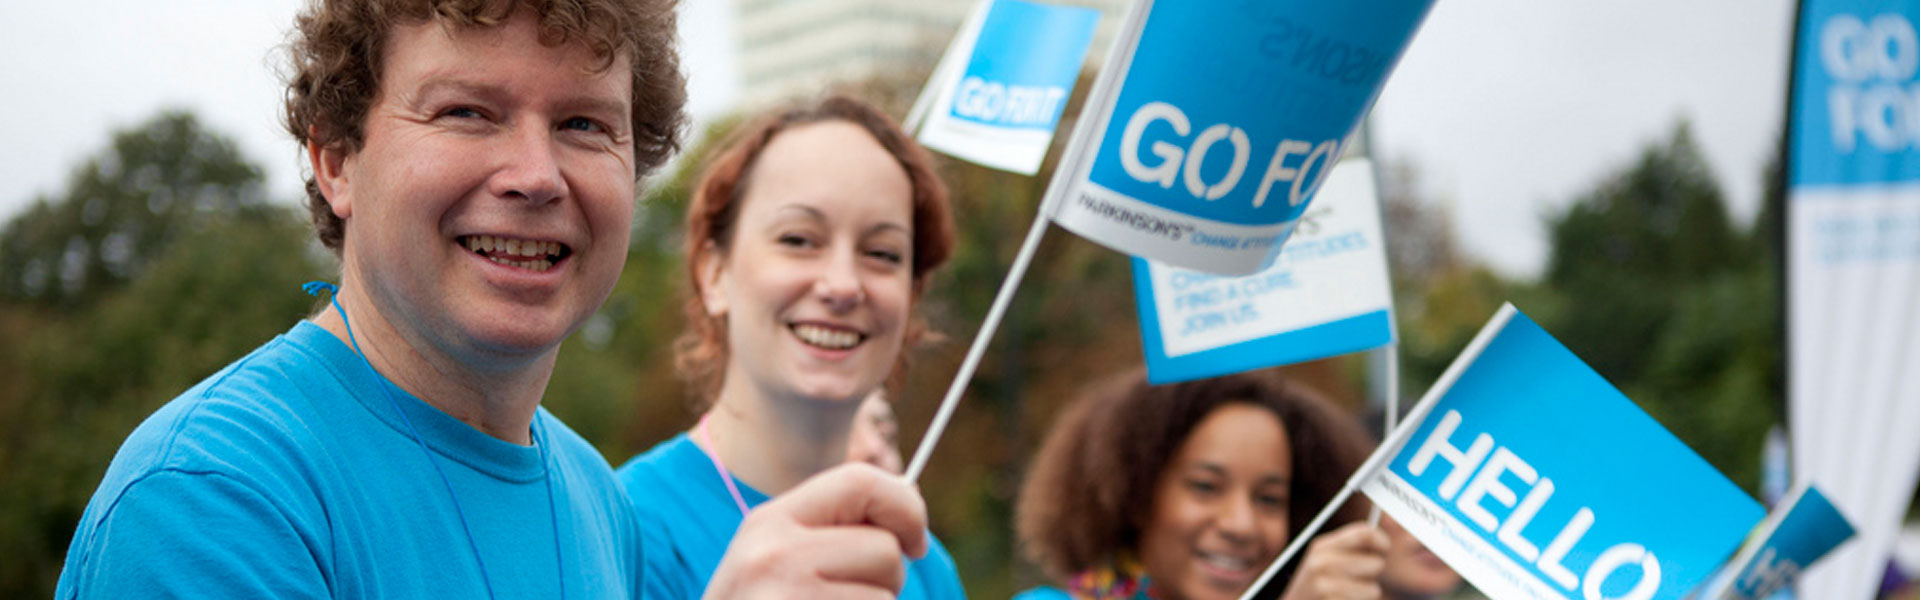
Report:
913,0,1101,175
1785,1,1920,597
1046,0,1435,275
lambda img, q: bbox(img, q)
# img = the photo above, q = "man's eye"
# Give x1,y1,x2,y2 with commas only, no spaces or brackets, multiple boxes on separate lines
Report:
561,117,604,133
442,106,484,120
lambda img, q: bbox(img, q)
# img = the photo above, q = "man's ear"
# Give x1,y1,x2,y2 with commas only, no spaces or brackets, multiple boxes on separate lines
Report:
308,132,353,219
695,240,729,317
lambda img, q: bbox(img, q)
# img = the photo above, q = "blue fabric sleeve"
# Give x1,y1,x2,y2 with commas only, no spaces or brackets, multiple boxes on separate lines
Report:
64,468,327,600
919,533,970,599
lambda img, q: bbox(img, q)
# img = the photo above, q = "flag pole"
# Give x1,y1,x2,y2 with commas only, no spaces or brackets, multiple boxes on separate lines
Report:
1356,115,1401,528
903,0,1155,483
1370,340,1399,527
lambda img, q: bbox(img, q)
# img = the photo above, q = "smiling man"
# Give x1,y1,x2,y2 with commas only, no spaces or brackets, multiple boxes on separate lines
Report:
55,1,931,598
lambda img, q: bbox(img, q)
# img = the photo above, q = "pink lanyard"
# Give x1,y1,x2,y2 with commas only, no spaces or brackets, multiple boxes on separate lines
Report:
696,414,752,517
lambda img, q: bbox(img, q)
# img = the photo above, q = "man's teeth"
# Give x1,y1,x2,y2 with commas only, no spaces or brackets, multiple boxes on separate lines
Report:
1197,551,1251,572
464,235,564,258
486,255,554,272
464,235,562,271
793,324,861,349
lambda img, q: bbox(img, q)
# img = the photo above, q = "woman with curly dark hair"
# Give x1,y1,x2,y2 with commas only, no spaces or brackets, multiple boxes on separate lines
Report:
1017,368,1386,600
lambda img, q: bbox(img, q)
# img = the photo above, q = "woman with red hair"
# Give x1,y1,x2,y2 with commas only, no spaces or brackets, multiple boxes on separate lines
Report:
615,95,963,599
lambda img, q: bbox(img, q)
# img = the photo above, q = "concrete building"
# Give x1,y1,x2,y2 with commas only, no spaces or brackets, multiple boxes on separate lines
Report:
731,0,1126,109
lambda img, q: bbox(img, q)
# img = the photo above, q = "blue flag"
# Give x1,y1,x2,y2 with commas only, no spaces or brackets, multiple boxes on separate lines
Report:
1132,159,1393,384
914,0,1100,174
1695,484,1856,600
1361,305,1765,600
1050,0,1436,275
1785,1,1920,597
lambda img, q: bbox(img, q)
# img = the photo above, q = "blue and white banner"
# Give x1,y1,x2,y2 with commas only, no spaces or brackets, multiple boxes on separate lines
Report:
1047,0,1434,275
1695,484,1856,600
1786,1,1920,598
1360,305,1764,600
1132,158,1392,384
912,0,1100,175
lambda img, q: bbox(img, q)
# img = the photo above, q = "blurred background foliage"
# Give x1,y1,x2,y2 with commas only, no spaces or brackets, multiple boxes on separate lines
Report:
0,110,334,593
0,92,1814,596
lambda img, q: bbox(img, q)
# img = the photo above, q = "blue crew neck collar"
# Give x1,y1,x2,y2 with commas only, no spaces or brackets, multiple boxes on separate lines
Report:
286,320,548,483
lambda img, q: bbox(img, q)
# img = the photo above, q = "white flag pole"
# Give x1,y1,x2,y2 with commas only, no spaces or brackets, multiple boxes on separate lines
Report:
1369,341,1400,527
901,210,1049,483
1359,115,1399,528
1386,340,1400,456
1236,305,1516,600
903,0,1154,483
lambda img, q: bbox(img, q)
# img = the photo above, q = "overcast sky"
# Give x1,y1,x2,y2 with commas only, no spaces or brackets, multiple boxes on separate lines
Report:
0,0,1794,277
1370,0,1795,276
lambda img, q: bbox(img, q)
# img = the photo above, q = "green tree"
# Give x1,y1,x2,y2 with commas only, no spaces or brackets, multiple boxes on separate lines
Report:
0,111,329,597
1535,121,1778,493
1543,123,1745,383
0,110,271,308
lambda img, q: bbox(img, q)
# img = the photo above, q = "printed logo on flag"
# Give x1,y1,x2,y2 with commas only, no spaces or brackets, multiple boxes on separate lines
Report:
1361,306,1764,600
1051,0,1435,275
948,0,1095,131
917,0,1099,175
1133,159,1392,384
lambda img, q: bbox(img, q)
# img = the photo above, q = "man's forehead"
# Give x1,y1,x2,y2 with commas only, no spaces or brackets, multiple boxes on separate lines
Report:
407,76,631,113
379,15,633,107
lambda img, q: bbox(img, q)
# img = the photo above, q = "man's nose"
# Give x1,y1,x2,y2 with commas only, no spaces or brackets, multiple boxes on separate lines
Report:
491,123,568,204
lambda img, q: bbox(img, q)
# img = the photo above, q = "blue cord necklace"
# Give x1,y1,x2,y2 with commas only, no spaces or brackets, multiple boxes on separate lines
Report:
304,282,567,599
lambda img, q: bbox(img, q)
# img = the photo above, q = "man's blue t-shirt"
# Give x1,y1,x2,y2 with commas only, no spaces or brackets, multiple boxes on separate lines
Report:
614,433,968,599
57,321,642,599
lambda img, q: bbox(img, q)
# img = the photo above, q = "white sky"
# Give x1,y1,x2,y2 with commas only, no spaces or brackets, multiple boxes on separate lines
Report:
0,0,1793,278
1370,0,1796,276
